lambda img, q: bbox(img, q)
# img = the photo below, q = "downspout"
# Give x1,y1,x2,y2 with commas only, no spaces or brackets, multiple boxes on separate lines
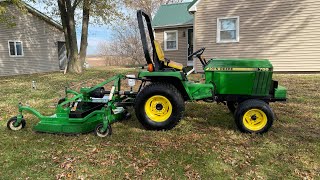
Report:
189,6,197,73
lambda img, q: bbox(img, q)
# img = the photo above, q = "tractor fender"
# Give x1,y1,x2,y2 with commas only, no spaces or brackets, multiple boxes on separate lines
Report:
144,76,191,101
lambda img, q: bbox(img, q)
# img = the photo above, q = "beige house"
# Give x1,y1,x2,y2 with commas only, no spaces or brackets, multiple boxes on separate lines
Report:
0,2,66,76
154,0,320,72
152,2,194,67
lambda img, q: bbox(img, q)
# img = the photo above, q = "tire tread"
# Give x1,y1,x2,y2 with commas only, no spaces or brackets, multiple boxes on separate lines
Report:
134,82,185,130
235,99,274,134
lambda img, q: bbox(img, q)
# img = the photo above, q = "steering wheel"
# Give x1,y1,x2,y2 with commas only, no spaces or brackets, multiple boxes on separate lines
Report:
188,47,206,58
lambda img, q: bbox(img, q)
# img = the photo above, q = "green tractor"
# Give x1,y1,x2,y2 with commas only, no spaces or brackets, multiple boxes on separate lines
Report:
134,10,286,133
6,10,286,136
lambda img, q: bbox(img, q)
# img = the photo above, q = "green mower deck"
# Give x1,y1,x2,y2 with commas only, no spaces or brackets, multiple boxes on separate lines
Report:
7,74,130,137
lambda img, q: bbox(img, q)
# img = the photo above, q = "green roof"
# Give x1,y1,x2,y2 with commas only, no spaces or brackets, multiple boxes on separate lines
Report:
187,0,198,10
152,2,194,28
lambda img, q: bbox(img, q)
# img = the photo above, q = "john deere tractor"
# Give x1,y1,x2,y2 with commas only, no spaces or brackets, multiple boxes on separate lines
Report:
134,10,287,134
6,10,286,136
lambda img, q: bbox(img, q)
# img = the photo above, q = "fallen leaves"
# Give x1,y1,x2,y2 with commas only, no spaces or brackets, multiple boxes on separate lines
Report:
1,70,320,179
184,165,201,179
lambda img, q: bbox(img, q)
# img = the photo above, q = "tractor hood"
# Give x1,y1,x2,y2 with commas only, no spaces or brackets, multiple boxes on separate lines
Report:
205,59,273,72
204,58,275,96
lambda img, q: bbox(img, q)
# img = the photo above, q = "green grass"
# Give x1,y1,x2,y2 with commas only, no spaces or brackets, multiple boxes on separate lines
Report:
0,68,319,179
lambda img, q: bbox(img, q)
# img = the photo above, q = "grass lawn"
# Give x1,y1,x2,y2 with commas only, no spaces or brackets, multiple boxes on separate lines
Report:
0,68,319,179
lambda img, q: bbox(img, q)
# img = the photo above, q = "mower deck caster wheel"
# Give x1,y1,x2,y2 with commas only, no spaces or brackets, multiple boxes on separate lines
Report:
95,124,112,138
7,117,26,131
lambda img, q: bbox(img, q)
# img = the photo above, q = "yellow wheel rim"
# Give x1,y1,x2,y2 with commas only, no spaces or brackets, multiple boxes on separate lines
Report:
145,95,173,122
243,109,268,131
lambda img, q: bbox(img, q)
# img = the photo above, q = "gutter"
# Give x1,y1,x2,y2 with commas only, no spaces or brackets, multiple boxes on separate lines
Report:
153,23,193,30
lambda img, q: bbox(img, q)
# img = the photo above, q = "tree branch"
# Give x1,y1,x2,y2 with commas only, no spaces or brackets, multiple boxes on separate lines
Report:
72,0,81,11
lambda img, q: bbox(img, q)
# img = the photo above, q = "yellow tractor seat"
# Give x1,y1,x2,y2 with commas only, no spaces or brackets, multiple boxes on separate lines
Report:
154,41,184,71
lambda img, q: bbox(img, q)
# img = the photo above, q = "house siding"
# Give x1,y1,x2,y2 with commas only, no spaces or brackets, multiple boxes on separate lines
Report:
0,5,64,76
193,0,320,72
155,26,192,66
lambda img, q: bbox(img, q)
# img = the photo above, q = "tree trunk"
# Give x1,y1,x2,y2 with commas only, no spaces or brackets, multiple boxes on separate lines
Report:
79,0,90,67
65,0,81,73
57,0,70,58
57,0,92,74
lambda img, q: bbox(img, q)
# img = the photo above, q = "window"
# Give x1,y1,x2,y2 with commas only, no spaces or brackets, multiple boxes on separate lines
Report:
8,41,24,57
164,30,178,51
217,17,239,43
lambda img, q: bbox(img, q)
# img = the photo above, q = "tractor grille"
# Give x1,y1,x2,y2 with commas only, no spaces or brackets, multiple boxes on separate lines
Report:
252,71,272,96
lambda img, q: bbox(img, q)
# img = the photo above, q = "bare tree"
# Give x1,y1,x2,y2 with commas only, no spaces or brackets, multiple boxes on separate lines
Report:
31,0,123,73
98,17,145,66
57,0,124,73
99,0,184,66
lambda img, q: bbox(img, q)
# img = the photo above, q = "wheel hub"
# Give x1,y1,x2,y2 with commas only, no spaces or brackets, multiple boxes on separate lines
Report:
156,104,163,111
243,109,268,131
145,95,173,122
251,115,257,121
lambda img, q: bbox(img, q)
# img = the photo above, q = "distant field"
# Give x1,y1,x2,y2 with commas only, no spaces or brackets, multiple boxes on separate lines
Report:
86,56,136,67
86,56,106,67
0,68,319,179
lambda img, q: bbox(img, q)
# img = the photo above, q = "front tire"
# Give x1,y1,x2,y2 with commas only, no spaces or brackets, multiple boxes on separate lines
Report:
134,83,185,130
235,99,274,134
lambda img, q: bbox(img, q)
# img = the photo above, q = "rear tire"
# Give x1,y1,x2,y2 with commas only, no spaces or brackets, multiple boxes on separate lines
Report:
235,99,274,134
134,83,185,130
